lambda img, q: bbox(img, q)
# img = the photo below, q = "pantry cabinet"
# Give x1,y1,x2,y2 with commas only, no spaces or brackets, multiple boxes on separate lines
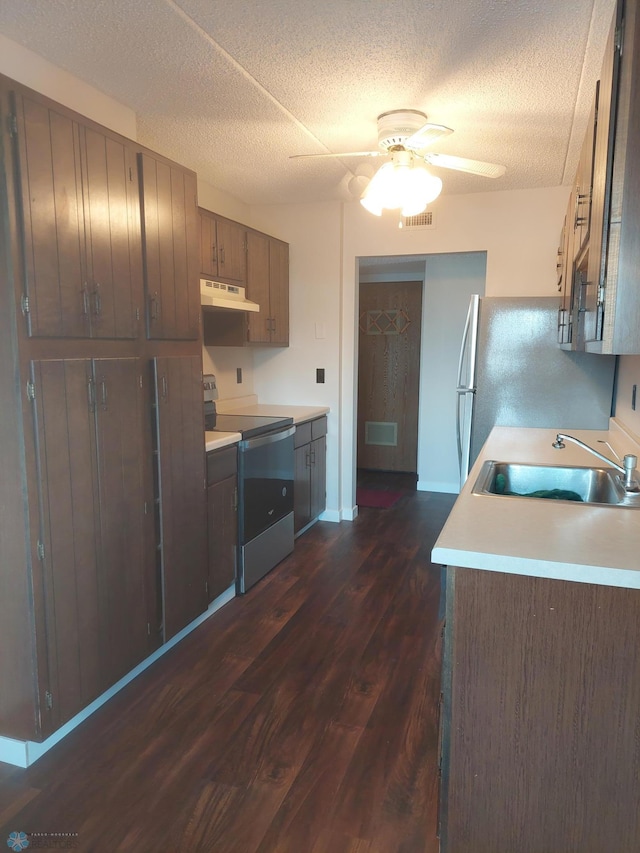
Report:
199,208,247,285
206,445,238,602
0,72,206,746
139,152,200,341
294,416,327,535
153,356,208,641
11,90,143,339
29,357,151,734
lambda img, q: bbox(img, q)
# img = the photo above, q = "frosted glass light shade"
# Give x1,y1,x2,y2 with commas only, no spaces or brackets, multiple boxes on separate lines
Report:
360,151,442,217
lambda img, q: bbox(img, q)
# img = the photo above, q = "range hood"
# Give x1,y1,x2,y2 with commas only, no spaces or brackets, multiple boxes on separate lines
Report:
200,279,260,312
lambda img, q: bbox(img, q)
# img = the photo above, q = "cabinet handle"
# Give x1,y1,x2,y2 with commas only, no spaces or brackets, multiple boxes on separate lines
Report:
220,247,225,265
93,283,102,316
310,447,316,466
149,293,159,321
212,244,217,264
82,284,90,317
87,378,96,411
161,375,168,399
100,378,108,410
306,449,311,468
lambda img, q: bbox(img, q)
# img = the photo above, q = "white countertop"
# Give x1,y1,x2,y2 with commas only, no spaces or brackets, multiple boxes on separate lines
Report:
215,403,329,425
205,431,241,452
432,419,640,589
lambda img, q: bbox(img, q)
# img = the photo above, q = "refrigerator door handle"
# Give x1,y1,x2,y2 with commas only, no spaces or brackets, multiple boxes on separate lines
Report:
456,295,480,389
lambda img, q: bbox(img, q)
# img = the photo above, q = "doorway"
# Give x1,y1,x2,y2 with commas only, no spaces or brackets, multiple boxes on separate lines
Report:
357,280,422,474
355,252,487,500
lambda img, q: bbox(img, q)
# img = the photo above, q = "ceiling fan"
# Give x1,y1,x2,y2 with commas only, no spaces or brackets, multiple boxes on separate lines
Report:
290,108,507,180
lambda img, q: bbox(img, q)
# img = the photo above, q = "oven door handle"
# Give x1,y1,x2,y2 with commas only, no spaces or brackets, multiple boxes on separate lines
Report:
239,425,296,450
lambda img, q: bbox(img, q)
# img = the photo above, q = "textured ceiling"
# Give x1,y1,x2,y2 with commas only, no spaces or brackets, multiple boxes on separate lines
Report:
0,0,617,205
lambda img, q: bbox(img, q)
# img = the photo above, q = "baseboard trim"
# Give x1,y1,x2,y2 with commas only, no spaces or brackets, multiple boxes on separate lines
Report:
0,585,236,768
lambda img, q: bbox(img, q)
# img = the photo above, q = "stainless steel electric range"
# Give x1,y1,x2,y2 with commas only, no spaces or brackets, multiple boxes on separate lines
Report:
207,411,295,594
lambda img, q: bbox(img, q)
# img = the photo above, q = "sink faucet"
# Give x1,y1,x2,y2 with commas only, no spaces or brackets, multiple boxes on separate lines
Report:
552,433,640,492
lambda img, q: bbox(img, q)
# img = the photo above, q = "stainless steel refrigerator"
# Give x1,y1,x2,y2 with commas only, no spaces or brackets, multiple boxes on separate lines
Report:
456,296,617,486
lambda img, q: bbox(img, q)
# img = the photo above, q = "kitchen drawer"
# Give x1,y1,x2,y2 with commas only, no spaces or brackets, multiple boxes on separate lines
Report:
207,445,237,485
311,416,327,440
294,421,312,448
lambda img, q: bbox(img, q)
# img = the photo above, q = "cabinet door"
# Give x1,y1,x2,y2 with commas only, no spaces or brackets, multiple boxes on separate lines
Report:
216,218,246,284
30,357,149,731
13,93,88,338
573,96,597,259
294,443,312,533
93,358,150,687
584,16,620,346
200,210,217,278
246,231,271,343
207,474,237,601
31,358,101,733
140,154,200,341
269,238,289,345
558,190,576,346
81,127,142,339
153,356,208,641
310,434,327,521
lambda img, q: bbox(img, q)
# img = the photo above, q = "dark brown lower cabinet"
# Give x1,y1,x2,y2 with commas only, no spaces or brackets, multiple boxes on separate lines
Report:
206,445,238,601
440,565,640,853
153,356,208,641
294,416,327,534
31,357,151,735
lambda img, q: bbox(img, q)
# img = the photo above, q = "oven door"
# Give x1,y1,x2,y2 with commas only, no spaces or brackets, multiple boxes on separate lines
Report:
238,426,295,544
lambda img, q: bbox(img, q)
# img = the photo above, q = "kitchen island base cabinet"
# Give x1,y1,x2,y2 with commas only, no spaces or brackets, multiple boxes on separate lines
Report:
206,445,238,602
294,416,327,535
440,566,640,853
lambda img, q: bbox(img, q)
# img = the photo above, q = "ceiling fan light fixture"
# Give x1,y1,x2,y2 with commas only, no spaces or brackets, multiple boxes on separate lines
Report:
359,151,442,217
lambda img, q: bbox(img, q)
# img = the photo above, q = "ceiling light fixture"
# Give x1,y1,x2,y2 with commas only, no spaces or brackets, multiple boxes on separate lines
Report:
360,149,442,217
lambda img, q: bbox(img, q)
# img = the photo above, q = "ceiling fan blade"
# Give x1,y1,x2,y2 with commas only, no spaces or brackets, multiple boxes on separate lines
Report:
289,150,384,160
424,152,506,178
404,122,453,151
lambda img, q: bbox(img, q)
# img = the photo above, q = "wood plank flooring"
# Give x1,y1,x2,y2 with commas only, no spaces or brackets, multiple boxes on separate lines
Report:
0,486,455,853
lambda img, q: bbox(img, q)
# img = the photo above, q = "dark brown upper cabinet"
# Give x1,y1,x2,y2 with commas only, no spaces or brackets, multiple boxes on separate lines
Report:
246,231,290,346
139,153,200,341
11,90,143,339
199,208,247,285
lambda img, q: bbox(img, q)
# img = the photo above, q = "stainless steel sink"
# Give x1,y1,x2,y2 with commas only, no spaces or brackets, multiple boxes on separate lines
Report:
471,461,632,506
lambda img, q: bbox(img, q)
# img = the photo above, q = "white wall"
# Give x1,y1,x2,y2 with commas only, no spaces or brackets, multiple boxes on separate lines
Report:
250,186,567,518
249,202,343,519
0,34,136,139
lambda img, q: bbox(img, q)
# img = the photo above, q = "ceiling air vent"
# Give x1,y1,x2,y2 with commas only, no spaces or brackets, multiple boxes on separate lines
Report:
402,210,436,230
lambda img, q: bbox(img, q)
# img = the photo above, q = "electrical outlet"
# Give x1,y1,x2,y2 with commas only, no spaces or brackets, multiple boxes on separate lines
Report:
316,368,325,384
236,367,242,384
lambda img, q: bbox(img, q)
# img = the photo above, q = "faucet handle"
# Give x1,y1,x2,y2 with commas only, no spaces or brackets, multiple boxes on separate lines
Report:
623,454,639,491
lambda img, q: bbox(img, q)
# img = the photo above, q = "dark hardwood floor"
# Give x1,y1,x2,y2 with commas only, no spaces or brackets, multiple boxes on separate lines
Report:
0,488,456,853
